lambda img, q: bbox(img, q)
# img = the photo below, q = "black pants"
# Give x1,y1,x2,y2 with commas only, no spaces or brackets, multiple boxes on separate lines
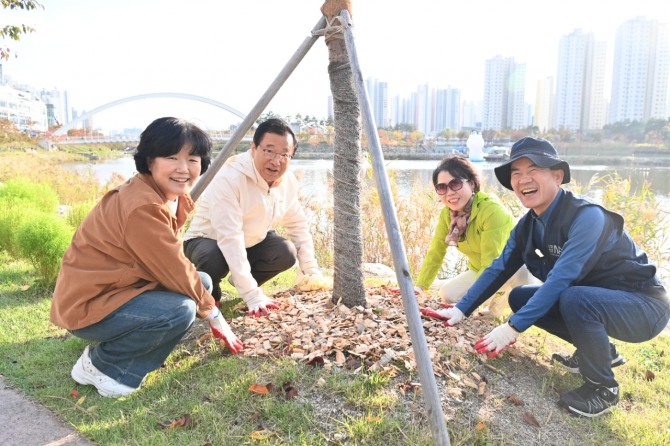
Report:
183,230,297,301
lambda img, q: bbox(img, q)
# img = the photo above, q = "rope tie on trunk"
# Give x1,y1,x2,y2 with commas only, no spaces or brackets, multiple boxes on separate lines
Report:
313,15,349,44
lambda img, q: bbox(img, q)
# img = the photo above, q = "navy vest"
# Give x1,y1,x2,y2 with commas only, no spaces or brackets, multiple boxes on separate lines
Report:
516,190,660,292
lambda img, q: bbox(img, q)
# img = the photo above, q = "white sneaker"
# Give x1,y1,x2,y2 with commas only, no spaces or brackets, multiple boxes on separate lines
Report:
71,346,138,398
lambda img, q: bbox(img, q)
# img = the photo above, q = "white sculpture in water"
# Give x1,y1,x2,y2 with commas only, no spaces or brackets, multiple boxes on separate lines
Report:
466,131,485,162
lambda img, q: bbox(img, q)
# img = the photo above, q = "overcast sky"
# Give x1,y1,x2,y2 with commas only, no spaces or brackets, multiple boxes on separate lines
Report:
2,0,668,133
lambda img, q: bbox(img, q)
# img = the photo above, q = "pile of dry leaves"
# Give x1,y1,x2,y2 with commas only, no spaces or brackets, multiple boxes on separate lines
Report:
225,286,507,386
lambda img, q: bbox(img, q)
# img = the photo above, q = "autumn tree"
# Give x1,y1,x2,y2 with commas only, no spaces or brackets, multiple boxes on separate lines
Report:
1,1,43,60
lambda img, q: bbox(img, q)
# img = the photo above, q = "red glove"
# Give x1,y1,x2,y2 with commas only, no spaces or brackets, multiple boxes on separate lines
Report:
208,308,244,353
474,323,519,358
389,286,422,296
419,303,454,320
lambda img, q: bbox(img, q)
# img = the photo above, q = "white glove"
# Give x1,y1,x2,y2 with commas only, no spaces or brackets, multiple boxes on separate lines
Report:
441,306,465,326
295,269,333,291
207,307,244,353
474,323,519,358
243,289,280,317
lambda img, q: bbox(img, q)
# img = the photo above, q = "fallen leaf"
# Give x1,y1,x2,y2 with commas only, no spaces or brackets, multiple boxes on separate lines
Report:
250,429,275,440
197,333,214,345
249,383,270,395
345,356,361,370
398,381,420,395
506,394,525,406
522,411,541,427
75,396,86,406
282,382,299,400
644,370,656,381
158,414,195,429
306,356,325,367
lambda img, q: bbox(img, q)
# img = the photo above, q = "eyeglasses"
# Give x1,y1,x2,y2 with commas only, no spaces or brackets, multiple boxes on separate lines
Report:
261,147,293,162
435,178,468,195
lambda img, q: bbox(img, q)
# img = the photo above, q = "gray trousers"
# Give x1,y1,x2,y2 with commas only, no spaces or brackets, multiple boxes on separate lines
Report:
183,230,297,301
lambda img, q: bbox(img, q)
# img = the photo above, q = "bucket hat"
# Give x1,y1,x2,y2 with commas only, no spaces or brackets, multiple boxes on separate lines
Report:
494,137,570,190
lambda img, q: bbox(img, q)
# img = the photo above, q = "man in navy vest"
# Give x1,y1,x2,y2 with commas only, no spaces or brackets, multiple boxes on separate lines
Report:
438,137,669,417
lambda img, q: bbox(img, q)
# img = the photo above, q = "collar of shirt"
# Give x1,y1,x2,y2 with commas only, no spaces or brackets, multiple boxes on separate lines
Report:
530,189,563,249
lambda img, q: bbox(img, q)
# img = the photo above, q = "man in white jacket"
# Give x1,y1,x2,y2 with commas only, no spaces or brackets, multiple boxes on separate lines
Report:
184,118,327,316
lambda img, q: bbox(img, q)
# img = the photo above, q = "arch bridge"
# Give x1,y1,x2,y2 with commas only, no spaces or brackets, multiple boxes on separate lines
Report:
49,92,247,139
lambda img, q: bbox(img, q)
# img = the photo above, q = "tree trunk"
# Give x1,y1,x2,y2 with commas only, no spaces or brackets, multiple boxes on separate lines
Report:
322,6,366,307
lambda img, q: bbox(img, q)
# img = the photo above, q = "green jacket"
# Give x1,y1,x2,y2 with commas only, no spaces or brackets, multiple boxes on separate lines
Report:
416,190,514,289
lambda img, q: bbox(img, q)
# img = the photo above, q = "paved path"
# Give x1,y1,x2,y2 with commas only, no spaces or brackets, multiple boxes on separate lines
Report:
0,376,96,446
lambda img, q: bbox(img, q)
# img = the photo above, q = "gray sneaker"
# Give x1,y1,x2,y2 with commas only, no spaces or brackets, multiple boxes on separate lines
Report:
71,346,138,398
552,343,626,374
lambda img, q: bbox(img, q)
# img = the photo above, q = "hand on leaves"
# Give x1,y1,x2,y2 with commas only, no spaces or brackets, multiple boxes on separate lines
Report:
244,291,280,317
474,323,519,358
208,307,244,353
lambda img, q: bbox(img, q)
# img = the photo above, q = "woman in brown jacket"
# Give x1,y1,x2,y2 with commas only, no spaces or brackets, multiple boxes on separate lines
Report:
51,117,243,398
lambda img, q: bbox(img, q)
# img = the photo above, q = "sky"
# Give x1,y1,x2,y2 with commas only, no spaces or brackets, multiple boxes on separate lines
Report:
2,0,669,133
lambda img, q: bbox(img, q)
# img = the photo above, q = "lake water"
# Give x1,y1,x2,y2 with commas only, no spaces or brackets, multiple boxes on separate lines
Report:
64,155,670,201
63,155,670,282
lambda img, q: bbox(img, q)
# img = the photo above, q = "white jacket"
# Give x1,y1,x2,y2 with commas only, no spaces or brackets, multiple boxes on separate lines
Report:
185,150,318,302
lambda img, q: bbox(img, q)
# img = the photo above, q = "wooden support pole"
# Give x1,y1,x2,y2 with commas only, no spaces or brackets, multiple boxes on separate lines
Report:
339,9,451,446
190,17,327,201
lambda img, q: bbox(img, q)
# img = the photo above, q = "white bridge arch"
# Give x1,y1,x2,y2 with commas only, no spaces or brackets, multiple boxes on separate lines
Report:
52,92,247,136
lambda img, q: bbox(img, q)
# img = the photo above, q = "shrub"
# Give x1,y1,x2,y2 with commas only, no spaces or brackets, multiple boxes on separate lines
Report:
0,178,59,213
15,213,74,286
0,205,40,257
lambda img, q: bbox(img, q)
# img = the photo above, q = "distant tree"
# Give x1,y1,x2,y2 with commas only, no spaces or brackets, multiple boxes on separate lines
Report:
1,1,43,60
437,128,453,139
644,118,669,144
393,123,414,132
257,111,283,125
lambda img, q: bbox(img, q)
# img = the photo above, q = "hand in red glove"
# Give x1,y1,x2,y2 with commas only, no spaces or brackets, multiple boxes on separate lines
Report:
208,307,244,353
389,286,422,296
244,290,280,317
419,303,454,320
474,323,519,358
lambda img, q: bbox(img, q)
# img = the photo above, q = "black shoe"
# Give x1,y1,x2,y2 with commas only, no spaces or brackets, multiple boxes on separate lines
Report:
552,343,626,374
559,383,619,417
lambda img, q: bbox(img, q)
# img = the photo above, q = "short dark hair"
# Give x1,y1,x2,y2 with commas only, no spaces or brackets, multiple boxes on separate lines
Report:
253,118,298,154
134,117,212,174
432,155,481,192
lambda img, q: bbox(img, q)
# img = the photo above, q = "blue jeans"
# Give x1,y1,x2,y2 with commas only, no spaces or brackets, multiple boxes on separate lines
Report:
70,273,212,388
509,285,670,387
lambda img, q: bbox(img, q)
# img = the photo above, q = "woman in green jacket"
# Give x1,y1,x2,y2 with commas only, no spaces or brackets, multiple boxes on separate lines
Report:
416,156,528,318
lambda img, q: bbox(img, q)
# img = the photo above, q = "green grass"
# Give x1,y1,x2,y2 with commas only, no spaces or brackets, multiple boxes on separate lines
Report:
2,250,670,445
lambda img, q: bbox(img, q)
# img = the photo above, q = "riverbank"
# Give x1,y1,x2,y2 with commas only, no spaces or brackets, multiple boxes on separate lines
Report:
291,151,670,166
